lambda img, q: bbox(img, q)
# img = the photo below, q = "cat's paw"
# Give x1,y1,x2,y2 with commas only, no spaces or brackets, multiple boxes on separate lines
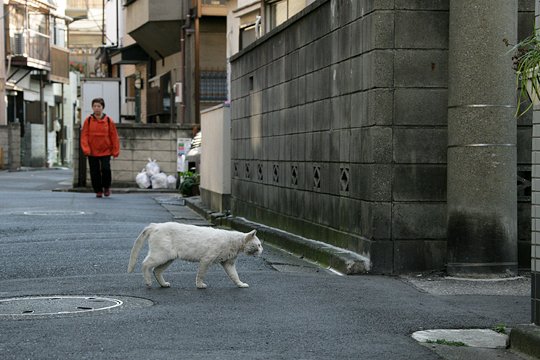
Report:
237,282,249,288
160,282,171,288
196,282,207,289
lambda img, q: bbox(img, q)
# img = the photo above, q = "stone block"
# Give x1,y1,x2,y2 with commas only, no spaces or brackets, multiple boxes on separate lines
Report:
329,130,340,162
366,50,394,89
313,99,331,132
350,164,392,201
394,49,448,87
366,89,394,126
369,239,394,274
393,239,447,272
327,162,341,195
363,0,395,12
394,88,447,126
360,200,392,239
350,19,363,57
350,55,364,93
111,159,133,172
395,10,448,49
393,128,447,164
350,128,363,163
296,133,307,162
395,0,449,10
340,129,351,163
331,95,352,130
360,127,393,163
351,92,366,128
393,165,447,201
368,11,395,51
313,35,329,71
392,203,447,239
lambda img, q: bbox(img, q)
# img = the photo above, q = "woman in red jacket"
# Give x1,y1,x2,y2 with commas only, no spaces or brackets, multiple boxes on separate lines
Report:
80,98,120,198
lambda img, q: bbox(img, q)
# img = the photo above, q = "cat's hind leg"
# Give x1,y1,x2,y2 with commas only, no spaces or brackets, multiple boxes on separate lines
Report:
221,259,249,288
142,255,167,288
196,260,212,289
153,259,174,288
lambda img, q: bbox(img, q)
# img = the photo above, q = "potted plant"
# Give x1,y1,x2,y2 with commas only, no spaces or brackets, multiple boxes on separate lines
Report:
179,171,200,197
506,32,540,116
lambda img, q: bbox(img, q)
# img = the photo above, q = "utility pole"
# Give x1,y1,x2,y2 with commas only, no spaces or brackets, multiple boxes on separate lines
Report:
446,0,518,277
0,3,7,126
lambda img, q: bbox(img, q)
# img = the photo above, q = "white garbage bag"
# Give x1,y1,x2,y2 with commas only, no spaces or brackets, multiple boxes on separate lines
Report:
151,172,168,189
145,158,160,177
136,169,151,189
167,175,177,189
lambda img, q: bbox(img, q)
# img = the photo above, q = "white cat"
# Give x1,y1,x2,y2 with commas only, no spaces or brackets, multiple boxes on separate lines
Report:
127,222,263,289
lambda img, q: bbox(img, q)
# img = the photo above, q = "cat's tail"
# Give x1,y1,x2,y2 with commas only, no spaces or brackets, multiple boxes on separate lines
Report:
127,225,153,273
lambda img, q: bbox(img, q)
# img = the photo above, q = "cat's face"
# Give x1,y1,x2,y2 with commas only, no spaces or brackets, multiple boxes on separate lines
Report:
244,230,263,256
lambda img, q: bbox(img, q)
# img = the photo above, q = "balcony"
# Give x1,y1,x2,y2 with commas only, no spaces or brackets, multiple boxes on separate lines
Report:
65,0,103,19
125,0,187,60
8,30,51,71
201,0,227,16
49,45,70,83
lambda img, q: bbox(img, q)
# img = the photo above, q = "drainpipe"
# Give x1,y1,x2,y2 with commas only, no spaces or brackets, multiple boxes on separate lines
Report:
40,72,48,168
194,6,200,125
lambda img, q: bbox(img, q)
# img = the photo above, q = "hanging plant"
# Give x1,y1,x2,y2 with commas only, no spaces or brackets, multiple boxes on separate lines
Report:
506,32,540,116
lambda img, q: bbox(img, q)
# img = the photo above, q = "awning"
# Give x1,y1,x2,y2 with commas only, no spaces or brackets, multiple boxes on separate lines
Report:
110,44,150,65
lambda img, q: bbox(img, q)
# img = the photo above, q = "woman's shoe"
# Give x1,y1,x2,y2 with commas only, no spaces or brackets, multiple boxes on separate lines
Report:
104,188,111,197
96,192,103,198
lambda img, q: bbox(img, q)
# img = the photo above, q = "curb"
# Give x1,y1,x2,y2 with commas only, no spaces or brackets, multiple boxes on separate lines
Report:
509,324,540,359
183,197,370,275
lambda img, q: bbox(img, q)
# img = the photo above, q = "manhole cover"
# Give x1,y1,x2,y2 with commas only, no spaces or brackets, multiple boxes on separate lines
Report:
0,296,153,319
23,210,87,216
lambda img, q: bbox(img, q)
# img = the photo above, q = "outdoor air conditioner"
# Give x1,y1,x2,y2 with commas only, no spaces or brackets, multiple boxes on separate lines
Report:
13,32,25,56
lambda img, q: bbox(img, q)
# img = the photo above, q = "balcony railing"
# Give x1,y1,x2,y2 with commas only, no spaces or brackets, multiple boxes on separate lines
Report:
9,30,50,66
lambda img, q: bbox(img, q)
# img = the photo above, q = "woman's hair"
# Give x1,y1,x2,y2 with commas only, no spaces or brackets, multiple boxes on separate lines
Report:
92,98,105,108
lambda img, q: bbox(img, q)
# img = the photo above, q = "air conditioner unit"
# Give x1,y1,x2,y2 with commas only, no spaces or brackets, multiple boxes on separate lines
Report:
13,32,25,56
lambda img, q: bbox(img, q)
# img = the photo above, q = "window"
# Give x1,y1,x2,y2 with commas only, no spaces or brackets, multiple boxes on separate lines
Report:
265,0,307,31
51,18,67,47
240,24,256,50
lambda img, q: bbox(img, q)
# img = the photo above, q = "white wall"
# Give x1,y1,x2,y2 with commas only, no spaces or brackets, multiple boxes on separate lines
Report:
200,104,231,195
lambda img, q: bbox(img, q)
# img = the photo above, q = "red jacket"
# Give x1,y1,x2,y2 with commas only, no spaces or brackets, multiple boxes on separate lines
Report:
80,114,120,157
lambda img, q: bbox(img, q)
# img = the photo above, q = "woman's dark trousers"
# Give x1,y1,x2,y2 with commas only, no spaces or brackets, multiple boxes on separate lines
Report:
88,156,111,193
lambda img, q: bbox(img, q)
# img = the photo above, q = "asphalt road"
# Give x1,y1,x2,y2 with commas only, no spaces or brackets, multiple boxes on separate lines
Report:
0,169,531,359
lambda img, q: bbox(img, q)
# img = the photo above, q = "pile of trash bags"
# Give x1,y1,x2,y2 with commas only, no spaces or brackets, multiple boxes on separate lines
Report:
135,158,177,189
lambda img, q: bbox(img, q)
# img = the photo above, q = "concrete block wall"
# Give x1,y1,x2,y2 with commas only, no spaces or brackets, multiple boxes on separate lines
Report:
0,124,24,170
230,0,532,273
73,123,191,188
0,126,8,169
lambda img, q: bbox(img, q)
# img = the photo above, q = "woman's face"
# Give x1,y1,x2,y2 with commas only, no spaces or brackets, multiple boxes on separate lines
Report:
92,102,104,117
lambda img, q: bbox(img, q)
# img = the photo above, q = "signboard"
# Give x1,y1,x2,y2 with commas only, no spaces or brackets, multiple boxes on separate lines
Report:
177,138,192,172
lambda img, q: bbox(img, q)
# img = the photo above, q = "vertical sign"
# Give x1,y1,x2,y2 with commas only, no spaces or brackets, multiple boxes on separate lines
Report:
177,138,192,172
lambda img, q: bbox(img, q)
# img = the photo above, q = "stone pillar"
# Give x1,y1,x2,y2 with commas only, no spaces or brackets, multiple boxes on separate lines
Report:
447,0,518,276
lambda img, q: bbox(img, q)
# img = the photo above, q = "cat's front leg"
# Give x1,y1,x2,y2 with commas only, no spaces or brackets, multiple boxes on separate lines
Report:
221,260,249,288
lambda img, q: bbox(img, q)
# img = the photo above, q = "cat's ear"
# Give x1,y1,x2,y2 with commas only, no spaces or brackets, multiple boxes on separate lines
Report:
245,230,257,241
